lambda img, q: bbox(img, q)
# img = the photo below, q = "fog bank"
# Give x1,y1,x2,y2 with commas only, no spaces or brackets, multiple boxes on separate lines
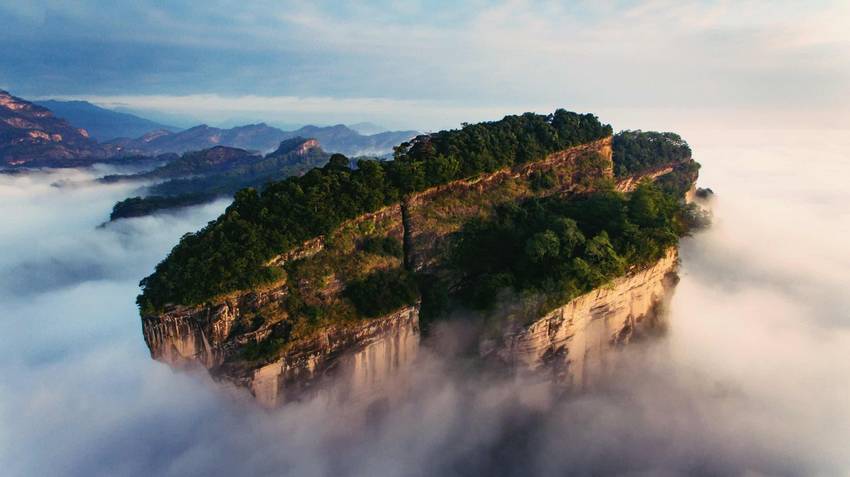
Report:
1,128,849,476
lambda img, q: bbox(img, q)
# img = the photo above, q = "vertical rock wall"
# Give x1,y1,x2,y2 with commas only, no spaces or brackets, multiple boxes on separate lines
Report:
246,306,420,407
488,248,679,388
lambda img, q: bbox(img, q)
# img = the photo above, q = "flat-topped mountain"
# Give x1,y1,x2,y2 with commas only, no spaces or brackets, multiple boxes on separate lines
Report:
35,99,177,141
138,109,701,407
0,90,107,166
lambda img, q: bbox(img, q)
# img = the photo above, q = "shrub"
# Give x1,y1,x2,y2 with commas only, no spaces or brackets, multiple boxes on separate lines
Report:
361,236,403,258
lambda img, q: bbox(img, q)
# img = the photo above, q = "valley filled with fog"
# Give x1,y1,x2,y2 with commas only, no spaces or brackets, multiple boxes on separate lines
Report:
1,126,848,476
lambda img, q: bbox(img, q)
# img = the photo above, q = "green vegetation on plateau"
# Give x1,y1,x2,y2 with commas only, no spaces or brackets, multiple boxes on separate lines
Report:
234,181,690,363
612,130,692,177
138,110,612,313
448,182,684,313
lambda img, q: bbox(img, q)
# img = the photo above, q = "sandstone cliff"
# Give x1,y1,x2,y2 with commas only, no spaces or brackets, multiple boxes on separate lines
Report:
484,247,679,388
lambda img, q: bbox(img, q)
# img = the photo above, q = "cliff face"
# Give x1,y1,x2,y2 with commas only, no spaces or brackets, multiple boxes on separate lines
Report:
143,249,678,407
247,306,419,407
484,248,679,388
143,300,419,409
141,136,692,406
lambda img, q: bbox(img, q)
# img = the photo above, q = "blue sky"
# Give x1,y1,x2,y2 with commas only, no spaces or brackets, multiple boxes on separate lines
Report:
1,0,848,129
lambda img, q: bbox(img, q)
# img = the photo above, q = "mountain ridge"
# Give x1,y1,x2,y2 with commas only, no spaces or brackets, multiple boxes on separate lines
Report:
106,122,417,157
0,90,418,167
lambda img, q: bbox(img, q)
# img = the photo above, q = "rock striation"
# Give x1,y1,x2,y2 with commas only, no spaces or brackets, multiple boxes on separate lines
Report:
485,247,679,388
247,306,419,407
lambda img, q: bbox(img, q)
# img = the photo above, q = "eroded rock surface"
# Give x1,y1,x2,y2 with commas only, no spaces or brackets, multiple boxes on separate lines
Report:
486,248,679,388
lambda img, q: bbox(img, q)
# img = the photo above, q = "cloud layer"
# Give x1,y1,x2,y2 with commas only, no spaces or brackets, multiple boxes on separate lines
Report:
1,123,849,476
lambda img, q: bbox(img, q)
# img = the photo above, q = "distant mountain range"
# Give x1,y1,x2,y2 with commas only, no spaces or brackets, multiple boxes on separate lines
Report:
1,90,418,168
37,98,418,157
35,100,178,141
288,124,417,157
106,123,417,157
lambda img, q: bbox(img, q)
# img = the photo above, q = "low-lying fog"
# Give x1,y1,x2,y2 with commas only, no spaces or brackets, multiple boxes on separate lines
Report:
1,127,848,476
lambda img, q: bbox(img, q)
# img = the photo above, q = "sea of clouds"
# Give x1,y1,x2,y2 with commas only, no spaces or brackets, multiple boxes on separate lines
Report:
1,127,848,476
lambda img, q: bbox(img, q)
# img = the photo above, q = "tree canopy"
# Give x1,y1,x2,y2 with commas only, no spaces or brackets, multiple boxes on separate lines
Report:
450,182,684,311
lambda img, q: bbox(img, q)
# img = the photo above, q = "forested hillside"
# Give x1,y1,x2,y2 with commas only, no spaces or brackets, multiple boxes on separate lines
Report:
138,110,613,313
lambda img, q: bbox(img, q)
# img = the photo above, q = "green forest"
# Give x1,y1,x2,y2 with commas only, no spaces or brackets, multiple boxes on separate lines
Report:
138,110,613,313
448,182,684,314
110,194,215,220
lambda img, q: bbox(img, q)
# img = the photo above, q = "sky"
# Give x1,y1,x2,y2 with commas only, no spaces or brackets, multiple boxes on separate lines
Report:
1,0,848,129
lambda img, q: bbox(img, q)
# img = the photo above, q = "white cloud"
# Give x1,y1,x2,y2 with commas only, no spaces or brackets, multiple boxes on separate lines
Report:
2,116,850,476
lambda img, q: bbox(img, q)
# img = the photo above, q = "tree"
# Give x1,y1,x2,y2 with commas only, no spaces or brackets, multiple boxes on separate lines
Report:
525,230,561,263
327,153,350,170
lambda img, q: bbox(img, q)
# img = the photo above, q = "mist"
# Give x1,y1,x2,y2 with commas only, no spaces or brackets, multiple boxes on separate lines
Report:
1,125,849,476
